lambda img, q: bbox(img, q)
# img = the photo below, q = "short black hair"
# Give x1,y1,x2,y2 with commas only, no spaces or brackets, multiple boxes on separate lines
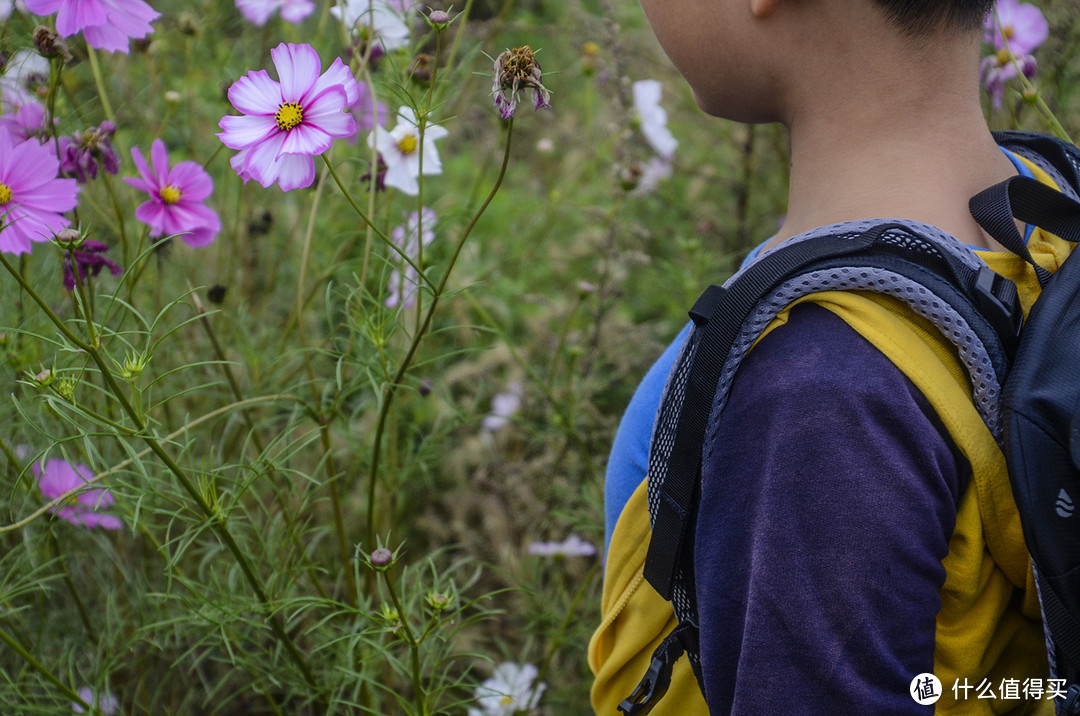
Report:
872,0,995,35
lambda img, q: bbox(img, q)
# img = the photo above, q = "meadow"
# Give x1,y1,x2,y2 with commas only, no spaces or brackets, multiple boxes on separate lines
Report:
1,0,1079,713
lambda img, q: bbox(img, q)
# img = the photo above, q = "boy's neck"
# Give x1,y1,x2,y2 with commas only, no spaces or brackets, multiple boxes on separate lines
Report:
767,38,1017,252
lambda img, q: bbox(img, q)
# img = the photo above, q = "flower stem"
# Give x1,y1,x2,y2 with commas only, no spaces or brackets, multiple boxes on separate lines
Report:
0,623,90,709
86,46,115,124
381,567,427,715
364,118,515,550
0,252,322,699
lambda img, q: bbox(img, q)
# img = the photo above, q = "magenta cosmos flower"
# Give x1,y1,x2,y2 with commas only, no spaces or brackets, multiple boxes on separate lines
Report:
218,43,361,192
34,458,122,530
25,0,159,54
984,0,1048,54
235,0,315,26
124,139,221,247
0,126,79,255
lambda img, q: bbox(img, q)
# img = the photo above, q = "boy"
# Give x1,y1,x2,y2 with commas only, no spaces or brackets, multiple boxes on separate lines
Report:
590,0,1073,713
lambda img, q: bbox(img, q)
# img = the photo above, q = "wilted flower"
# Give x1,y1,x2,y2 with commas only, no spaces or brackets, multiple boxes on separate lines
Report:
72,686,119,714
59,121,120,183
34,458,122,530
63,239,122,290
482,381,522,431
124,139,221,246
385,206,436,308
491,45,551,119
984,0,1048,54
25,0,160,54
528,533,598,558
235,0,315,26
218,42,361,191
32,24,71,61
368,106,448,195
330,0,415,52
632,80,677,161
467,662,546,716
0,126,79,255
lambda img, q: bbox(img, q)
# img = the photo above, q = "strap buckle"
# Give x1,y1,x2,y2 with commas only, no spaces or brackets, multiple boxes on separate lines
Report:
972,265,1023,355
617,652,674,716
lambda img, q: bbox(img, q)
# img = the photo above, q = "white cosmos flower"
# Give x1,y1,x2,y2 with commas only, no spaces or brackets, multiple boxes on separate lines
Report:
330,0,414,51
632,79,678,161
528,534,598,558
482,382,523,432
368,106,448,196
467,662,546,716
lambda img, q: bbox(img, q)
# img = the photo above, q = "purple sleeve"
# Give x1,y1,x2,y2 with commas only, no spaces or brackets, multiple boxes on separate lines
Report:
694,303,966,714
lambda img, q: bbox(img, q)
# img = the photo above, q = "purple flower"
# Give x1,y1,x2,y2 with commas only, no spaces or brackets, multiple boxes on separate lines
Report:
25,0,159,54
235,0,315,26
72,686,119,714
124,139,221,247
385,206,436,308
0,126,79,255
34,458,122,530
528,534,598,558
491,45,551,119
0,101,48,141
980,50,1037,109
482,381,522,431
63,239,122,290
984,0,1048,55
218,42,360,192
58,121,120,183
350,80,389,137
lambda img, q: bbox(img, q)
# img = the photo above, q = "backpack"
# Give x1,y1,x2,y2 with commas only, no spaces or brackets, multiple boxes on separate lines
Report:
618,131,1080,715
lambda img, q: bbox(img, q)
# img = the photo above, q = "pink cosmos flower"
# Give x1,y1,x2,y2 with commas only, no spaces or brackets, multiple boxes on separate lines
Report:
385,206,436,308
984,0,1048,55
0,126,79,255
218,43,361,192
124,139,221,247
0,102,48,141
25,0,159,54
235,0,315,26
980,51,1037,109
34,458,122,530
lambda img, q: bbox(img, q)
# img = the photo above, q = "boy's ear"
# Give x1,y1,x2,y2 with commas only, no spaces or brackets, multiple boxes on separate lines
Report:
749,0,780,19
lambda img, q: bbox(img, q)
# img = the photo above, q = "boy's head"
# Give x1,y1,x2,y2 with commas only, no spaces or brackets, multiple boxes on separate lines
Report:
872,0,996,35
640,0,995,123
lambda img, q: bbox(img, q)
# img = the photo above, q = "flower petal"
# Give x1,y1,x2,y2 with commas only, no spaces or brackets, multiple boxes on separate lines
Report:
272,43,321,102
218,114,278,150
167,161,213,201
228,70,282,116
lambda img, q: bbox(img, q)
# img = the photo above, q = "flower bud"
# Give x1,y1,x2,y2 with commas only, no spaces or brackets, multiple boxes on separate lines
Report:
425,591,452,612
54,228,86,251
370,547,394,568
427,9,452,27
33,368,55,388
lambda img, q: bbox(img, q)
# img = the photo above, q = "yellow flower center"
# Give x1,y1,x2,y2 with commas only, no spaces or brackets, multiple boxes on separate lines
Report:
0,182,10,205
1003,25,1015,39
275,101,304,131
499,695,514,706
996,48,1013,66
159,185,182,205
397,134,418,154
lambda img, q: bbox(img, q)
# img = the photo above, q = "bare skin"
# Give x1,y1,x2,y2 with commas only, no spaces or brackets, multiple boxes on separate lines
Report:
638,0,1018,251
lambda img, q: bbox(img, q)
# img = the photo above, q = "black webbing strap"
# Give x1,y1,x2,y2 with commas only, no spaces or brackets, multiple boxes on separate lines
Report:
617,622,702,716
970,176,1080,288
642,230,887,599
1038,570,1080,691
